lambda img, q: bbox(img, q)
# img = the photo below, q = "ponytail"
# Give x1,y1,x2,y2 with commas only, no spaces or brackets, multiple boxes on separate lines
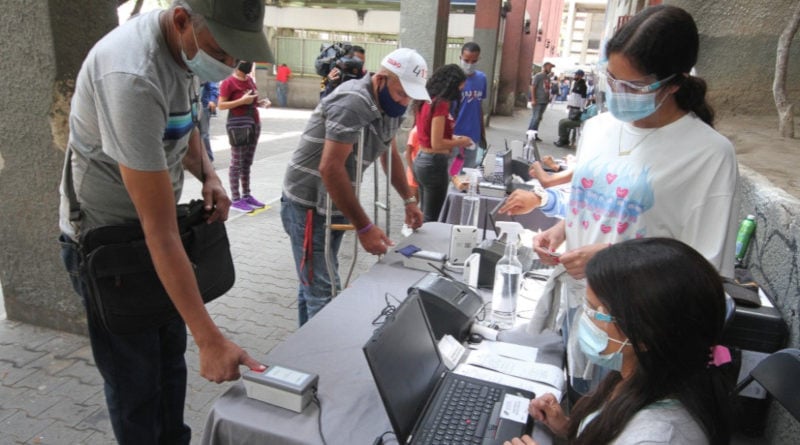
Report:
675,75,715,127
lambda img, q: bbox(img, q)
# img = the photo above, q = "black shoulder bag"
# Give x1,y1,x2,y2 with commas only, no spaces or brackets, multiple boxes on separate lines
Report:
65,148,235,334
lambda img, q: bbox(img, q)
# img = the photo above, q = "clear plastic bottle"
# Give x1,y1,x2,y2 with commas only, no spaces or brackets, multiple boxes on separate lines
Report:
491,225,523,329
460,170,480,227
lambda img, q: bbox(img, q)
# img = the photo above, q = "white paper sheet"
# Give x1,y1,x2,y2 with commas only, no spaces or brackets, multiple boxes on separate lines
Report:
500,394,530,423
473,341,538,362
465,350,565,391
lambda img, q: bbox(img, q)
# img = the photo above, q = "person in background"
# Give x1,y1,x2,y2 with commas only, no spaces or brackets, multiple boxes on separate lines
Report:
506,238,732,445
275,63,292,107
413,64,473,222
452,41,487,170
218,61,271,213
528,61,554,140
554,69,588,147
405,126,421,203
199,81,218,160
281,48,426,325
57,1,270,442
321,45,366,99
554,96,596,149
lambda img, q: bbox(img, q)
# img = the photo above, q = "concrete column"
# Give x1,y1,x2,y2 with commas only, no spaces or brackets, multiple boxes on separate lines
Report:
515,0,542,108
564,0,576,59
496,0,527,116
0,0,118,334
473,0,503,119
399,0,450,71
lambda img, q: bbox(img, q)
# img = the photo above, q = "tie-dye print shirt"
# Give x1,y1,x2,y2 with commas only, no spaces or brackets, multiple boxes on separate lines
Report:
59,11,197,238
566,112,738,277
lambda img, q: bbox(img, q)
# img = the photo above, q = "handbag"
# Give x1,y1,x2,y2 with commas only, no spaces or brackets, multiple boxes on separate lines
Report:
63,148,235,334
226,115,257,146
79,200,235,334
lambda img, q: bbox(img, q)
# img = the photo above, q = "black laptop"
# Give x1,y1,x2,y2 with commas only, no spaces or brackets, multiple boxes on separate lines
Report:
363,294,534,445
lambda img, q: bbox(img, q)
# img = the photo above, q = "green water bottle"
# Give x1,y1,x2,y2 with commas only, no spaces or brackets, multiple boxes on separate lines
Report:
734,214,756,262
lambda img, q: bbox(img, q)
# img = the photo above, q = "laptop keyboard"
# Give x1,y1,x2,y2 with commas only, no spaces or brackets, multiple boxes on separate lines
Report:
415,378,502,445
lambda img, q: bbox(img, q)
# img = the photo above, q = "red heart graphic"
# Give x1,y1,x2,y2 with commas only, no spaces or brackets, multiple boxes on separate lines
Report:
601,224,612,234
571,207,579,215
581,220,589,229
593,213,601,221
617,222,629,234
636,233,644,239
581,178,594,189
616,187,629,198
606,173,617,184
568,221,573,227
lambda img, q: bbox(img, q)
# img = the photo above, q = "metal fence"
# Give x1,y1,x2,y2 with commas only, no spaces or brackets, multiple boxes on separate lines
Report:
274,37,464,76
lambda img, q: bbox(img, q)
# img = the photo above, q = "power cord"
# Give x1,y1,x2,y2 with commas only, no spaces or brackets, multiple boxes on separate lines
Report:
371,293,402,326
312,390,328,445
372,430,396,445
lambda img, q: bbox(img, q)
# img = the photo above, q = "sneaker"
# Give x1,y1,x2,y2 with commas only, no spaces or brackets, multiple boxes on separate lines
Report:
534,135,543,142
231,199,254,213
243,195,266,208
553,140,569,148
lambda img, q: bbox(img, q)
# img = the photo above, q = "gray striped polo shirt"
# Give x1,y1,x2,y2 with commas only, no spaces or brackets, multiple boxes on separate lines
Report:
282,74,403,215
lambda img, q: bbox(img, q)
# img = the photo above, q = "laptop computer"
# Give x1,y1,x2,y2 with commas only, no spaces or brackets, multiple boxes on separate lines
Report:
363,294,534,445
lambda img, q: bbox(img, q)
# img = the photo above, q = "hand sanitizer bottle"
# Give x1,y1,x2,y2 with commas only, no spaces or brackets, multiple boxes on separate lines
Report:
491,222,524,329
460,169,480,228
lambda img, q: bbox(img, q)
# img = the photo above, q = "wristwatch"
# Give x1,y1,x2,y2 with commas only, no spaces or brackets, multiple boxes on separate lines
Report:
532,186,549,208
403,196,418,206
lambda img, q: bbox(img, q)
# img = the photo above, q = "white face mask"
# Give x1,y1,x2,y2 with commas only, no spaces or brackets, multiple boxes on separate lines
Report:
460,59,476,75
180,26,234,82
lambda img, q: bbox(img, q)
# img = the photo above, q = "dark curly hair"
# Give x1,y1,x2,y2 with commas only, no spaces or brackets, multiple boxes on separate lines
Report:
605,5,715,126
415,64,466,113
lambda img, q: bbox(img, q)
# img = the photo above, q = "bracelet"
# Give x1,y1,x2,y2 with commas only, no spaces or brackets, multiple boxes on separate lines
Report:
357,223,374,235
403,196,418,206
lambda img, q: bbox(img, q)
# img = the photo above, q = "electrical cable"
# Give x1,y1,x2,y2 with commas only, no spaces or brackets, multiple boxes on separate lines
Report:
312,391,328,445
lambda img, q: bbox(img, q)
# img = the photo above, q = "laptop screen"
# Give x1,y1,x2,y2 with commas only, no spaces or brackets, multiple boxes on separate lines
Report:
502,149,513,183
363,295,445,443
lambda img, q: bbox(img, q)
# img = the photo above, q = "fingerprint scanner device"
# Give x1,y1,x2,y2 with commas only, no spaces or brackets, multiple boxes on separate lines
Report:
448,225,479,266
397,245,447,272
242,365,319,413
472,222,534,288
408,273,483,341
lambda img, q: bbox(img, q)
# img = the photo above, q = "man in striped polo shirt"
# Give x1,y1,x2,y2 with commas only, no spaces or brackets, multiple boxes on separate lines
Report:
281,48,428,325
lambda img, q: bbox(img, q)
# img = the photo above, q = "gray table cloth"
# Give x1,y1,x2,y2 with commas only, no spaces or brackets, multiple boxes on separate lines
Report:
202,222,564,445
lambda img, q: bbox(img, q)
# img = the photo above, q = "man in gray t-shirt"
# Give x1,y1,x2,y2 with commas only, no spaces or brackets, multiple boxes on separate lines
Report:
57,1,270,442
527,61,555,137
281,48,428,325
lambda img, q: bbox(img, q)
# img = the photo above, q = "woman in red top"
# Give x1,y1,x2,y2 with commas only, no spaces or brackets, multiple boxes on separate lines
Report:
413,64,473,222
218,61,271,212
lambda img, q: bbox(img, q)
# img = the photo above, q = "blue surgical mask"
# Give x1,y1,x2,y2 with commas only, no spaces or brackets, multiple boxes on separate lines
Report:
604,85,667,122
378,83,407,117
181,27,234,82
577,311,629,371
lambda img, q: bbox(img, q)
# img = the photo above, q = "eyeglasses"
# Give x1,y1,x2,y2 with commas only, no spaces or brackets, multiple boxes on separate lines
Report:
599,70,676,94
583,301,615,323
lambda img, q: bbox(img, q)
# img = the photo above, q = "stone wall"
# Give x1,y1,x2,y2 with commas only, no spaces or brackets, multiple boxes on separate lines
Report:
737,165,800,444
666,0,800,117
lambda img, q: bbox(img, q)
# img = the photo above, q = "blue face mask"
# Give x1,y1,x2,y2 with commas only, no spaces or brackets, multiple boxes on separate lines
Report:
577,311,629,371
378,82,408,117
181,27,234,82
604,85,666,122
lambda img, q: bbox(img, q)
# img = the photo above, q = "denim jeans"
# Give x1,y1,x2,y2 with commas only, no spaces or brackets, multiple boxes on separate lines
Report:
528,103,548,131
59,235,191,445
280,197,347,326
414,152,450,222
558,117,581,144
277,81,288,107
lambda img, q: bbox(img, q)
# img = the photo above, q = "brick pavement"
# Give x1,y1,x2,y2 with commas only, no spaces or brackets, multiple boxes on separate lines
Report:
0,102,584,444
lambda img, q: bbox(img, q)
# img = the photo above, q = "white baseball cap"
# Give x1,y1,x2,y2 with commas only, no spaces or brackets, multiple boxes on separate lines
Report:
380,48,431,102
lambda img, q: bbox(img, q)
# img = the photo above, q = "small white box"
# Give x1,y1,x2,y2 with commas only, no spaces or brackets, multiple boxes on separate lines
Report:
243,365,318,413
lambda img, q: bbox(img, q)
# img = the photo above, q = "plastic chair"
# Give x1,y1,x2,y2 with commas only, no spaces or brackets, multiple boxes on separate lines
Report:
733,348,800,422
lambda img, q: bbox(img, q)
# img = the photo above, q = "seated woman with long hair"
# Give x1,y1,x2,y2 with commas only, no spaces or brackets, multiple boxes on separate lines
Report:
507,238,731,445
